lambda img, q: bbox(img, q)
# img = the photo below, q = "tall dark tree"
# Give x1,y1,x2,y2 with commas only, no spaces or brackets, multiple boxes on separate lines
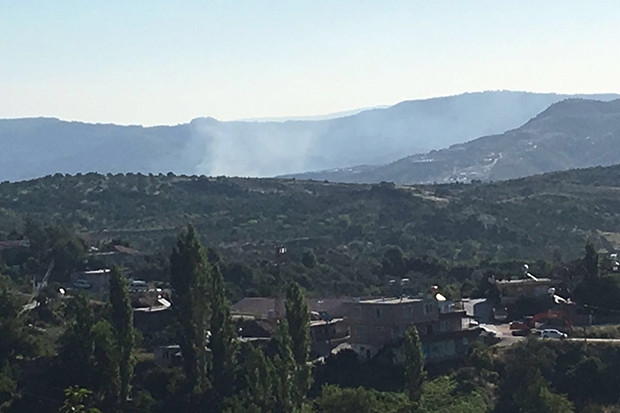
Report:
208,258,238,402
583,241,599,280
403,325,425,402
58,294,121,409
271,320,295,413
238,344,275,412
90,319,121,409
170,225,212,401
108,266,135,407
58,294,97,389
285,282,312,406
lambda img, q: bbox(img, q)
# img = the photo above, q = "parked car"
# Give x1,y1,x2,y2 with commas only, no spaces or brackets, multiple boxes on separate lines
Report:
129,280,148,293
73,279,92,289
540,329,568,339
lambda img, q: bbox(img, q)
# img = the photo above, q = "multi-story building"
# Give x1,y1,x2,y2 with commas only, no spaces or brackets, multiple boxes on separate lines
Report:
344,292,479,363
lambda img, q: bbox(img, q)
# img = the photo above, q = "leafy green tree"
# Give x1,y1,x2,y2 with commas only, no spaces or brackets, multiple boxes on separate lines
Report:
59,386,102,413
503,374,574,413
285,282,312,405
108,265,135,407
315,384,409,413
0,276,35,365
536,385,575,413
382,246,406,278
235,344,275,412
58,294,122,409
58,294,97,388
23,219,87,280
301,249,317,269
0,363,16,407
403,325,425,402
419,376,490,413
170,225,212,402
208,259,238,402
494,339,573,413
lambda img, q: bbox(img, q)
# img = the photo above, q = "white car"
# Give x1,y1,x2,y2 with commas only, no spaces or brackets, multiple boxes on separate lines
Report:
540,329,568,339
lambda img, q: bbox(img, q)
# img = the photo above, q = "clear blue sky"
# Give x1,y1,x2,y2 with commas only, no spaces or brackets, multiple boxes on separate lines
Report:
1,1,618,125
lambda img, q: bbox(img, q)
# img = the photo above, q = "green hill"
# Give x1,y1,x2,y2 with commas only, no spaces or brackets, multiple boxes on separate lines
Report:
2,165,620,295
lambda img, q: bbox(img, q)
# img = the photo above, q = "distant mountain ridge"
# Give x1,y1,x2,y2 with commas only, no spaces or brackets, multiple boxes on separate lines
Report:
1,91,618,182
288,98,620,184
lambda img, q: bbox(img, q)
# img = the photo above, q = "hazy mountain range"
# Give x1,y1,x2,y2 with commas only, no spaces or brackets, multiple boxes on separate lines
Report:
288,98,620,184
1,91,618,182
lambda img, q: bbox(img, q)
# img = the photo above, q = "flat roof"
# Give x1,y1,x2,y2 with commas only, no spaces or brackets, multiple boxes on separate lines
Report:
356,297,423,305
492,278,559,285
310,318,344,327
83,269,111,275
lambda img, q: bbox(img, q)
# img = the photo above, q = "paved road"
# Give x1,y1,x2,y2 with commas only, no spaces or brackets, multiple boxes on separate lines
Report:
479,322,620,346
566,337,620,343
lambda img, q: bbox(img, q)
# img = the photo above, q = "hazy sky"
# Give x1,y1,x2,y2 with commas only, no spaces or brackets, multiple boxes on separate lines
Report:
2,1,619,125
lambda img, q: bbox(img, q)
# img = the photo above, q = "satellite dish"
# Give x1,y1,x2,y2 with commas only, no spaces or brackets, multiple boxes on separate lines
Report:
523,264,529,270
548,287,556,295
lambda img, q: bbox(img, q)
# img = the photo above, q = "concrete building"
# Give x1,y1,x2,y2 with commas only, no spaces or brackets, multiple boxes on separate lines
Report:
489,276,561,306
344,294,478,363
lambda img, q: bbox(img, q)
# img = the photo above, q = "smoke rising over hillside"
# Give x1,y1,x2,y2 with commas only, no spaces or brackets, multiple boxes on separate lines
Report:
1,92,618,182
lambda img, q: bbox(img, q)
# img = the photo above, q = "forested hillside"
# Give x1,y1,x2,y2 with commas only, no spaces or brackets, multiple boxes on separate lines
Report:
2,165,620,296
3,167,620,412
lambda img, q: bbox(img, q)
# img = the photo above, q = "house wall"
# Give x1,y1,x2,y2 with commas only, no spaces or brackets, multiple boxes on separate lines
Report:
345,299,438,348
438,312,465,333
345,298,475,362
495,279,560,306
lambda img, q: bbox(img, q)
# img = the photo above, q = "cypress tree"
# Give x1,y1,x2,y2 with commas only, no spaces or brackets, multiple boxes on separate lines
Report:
583,241,599,280
208,257,238,402
91,319,121,409
404,325,425,402
285,282,312,406
170,225,212,402
108,265,135,407
241,345,275,412
272,320,295,413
